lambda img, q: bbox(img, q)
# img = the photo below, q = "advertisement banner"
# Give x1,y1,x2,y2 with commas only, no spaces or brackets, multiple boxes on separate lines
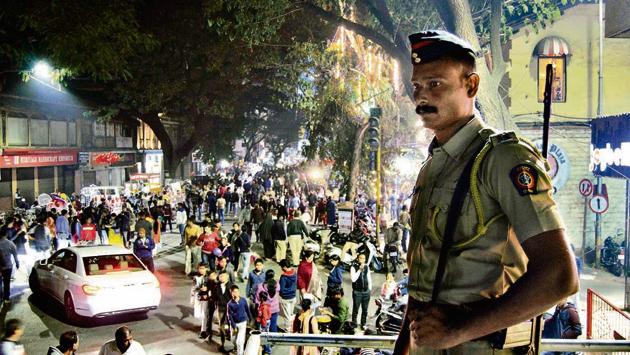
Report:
590,114,630,179
0,150,77,168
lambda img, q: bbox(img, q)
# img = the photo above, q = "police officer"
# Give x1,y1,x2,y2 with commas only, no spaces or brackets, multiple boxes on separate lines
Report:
395,30,578,354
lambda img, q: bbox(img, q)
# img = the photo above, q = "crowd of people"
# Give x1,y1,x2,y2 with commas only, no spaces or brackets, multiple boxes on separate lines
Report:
0,170,412,355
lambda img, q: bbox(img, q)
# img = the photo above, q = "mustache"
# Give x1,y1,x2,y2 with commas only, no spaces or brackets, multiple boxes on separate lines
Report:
416,105,438,115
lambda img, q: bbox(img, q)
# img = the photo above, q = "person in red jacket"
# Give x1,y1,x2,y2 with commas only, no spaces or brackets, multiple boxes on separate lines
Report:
80,216,97,244
297,251,314,299
196,223,220,270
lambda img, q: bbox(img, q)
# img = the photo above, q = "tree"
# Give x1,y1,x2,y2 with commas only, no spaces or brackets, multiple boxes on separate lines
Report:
296,0,573,129
2,0,334,175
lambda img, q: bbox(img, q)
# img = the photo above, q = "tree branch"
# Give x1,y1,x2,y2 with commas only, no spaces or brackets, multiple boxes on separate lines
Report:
362,0,408,51
489,0,507,82
299,1,407,60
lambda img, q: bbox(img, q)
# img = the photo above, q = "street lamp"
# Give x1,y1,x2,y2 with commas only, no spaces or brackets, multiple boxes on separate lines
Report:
32,60,53,79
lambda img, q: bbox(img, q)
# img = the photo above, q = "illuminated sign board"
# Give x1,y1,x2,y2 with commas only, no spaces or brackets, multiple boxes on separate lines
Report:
590,114,630,179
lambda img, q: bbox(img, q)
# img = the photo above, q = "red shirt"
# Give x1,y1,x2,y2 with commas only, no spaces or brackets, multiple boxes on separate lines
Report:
80,223,97,241
197,232,220,253
297,260,313,291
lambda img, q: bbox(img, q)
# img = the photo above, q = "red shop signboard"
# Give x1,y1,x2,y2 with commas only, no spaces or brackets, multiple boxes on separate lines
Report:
0,149,78,168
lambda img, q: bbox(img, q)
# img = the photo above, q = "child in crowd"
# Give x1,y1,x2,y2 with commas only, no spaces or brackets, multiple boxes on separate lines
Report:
257,291,272,332
191,262,210,338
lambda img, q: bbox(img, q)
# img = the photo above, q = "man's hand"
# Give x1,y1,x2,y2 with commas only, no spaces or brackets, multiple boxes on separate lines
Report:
408,305,469,350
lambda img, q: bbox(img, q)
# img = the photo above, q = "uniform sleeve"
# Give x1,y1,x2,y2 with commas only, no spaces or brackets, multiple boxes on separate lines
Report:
481,142,565,243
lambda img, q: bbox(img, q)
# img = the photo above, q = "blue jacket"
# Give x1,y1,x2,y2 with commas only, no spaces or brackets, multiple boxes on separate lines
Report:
55,216,70,236
279,269,297,300
133,237,155,260
327,266,343,289
247,270,266,299
227,297,251,328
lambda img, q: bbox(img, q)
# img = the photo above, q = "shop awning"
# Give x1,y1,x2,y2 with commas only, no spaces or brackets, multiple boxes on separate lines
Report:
534,36,570,57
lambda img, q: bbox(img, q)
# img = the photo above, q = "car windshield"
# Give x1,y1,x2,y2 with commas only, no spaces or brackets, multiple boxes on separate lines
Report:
83,254,146,275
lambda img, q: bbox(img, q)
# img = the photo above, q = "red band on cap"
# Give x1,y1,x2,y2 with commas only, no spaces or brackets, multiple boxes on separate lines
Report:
411,40,434,50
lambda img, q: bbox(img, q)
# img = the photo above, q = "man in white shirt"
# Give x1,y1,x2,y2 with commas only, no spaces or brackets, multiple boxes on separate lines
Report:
98,326,146,355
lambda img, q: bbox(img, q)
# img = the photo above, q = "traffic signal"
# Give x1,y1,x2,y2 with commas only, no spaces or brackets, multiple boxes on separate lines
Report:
367,107,381,171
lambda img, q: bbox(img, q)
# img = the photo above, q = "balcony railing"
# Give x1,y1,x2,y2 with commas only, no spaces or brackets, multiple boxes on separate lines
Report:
244,331,630,354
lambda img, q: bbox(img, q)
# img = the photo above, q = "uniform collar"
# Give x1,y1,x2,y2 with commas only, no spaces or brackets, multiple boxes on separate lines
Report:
428,115,485,160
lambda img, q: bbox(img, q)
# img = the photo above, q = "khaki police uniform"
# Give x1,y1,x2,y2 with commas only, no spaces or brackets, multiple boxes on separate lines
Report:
407,116,564,354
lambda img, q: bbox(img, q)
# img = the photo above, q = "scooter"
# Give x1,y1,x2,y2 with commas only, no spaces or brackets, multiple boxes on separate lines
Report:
384,242,400,273
375,294,407,336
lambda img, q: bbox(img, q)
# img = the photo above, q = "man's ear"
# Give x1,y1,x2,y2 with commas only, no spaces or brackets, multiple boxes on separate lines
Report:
465,72,480,97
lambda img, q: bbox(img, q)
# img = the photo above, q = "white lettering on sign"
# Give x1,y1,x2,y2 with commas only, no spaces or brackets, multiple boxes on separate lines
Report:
590,142,630,172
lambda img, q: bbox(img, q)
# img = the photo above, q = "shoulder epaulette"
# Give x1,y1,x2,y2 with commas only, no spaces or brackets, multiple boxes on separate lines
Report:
489,131,518,147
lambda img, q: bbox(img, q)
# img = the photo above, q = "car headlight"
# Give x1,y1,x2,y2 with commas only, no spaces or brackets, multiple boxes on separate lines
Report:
82,284,101,295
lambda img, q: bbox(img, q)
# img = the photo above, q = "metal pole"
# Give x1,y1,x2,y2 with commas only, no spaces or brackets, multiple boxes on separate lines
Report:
582,195,588,263
625,179,630,310
594,0,605,270
595,176,602,268
256,332,630,352
597,0,604,117
376,142,383,236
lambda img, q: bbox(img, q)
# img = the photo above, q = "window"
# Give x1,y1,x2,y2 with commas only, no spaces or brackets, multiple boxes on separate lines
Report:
106,122,115,137
535,36,569,103
82,254,146,275
94,122,106,137
50,251,66,267
6,117,28,145
31,119,49,146
537,57,566,103
50,121,68,146
68,122,77,146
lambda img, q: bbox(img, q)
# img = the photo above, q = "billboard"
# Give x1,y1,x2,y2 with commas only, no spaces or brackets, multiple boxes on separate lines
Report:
590,114,630,179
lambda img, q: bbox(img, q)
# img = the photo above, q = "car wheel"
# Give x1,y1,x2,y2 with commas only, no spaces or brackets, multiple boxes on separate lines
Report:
64,292,79,324
28,271,40,295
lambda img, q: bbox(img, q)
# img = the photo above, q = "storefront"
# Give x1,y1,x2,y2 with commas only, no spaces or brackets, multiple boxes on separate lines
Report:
142,150,163,183
78,151,138,188
0,149,78,210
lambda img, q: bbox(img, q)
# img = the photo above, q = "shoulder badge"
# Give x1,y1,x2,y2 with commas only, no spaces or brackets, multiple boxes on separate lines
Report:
510,164,538,196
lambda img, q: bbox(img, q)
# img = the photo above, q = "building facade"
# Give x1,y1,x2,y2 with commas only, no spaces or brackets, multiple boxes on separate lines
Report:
507,3,630,254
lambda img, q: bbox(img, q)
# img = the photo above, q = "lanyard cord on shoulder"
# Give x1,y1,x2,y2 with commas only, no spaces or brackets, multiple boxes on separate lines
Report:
431,143,484,304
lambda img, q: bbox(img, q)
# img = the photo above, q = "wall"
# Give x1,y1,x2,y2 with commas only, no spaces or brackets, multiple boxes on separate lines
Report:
508,4,630,251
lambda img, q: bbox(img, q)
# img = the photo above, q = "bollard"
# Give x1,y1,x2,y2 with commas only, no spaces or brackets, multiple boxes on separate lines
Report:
244,330,261,355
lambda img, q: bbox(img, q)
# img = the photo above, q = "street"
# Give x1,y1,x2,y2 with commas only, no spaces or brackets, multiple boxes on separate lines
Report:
11,224,391,354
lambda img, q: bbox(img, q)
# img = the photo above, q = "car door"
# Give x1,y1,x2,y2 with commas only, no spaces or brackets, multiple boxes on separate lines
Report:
36,251,61,296
47,251,68,302
51,251,79,301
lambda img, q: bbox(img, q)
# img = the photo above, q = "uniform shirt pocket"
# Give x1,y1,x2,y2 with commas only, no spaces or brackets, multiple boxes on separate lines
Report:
426,186,476,247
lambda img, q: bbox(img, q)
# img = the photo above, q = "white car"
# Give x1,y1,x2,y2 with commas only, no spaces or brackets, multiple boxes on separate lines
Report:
29,245,161,322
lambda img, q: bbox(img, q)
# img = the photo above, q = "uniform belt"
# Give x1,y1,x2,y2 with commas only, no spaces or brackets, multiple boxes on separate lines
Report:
394,296,527,353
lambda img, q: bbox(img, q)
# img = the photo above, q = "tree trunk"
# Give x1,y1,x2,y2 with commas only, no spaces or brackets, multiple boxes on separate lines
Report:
432,0,515,130
348,123,369,202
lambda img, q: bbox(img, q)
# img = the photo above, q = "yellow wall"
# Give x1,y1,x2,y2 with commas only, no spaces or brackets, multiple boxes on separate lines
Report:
508,4,630,254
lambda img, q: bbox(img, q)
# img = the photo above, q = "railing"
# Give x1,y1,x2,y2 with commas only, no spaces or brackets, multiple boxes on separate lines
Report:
587,288,630,340
244,331,630,353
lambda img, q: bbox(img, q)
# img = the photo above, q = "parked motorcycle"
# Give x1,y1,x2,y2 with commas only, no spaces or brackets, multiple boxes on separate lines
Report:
375,293,407,336
601,236,623,277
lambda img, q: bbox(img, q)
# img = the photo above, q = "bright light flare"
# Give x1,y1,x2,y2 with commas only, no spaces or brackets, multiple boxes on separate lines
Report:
218,160,230,169
307,167,323,180
32,61,53,79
